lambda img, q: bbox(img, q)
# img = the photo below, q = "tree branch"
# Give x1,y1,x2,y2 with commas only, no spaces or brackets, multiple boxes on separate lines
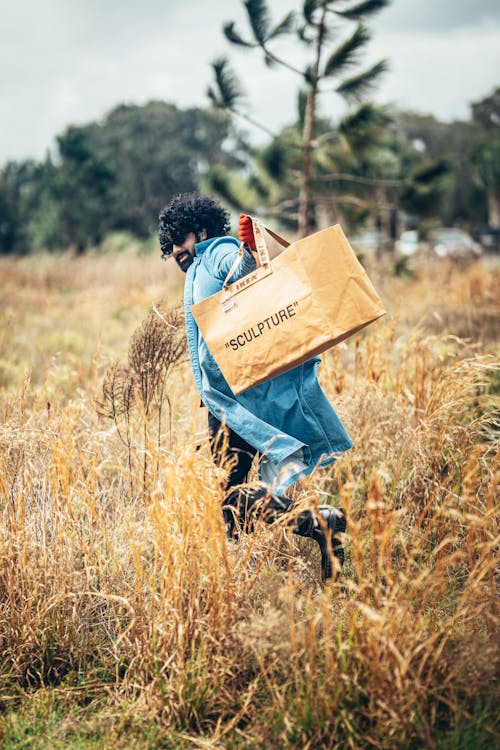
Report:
316,172,408,186
310,131,341,148
264,49,305,77
231,108,279,139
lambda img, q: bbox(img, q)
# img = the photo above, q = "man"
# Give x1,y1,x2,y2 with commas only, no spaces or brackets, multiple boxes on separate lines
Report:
158,192,352,582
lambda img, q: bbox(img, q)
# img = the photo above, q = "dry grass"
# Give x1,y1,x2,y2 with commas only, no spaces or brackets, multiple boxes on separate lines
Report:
0,249,498,749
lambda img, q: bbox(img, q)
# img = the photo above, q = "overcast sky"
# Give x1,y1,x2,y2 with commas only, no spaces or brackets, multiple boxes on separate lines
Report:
1,0,499,164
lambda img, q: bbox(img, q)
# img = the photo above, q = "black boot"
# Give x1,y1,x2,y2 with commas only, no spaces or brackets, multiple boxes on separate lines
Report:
312,507,347,583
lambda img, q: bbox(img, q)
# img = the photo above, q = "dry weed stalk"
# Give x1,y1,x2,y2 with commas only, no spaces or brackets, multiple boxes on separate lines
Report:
96,304,186,496
96,361,137,495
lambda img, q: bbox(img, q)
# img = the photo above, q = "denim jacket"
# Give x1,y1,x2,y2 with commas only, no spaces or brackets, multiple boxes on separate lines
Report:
184,236,352,492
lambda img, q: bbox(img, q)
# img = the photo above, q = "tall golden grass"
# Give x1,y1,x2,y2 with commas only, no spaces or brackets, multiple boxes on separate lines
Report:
0,250,498,748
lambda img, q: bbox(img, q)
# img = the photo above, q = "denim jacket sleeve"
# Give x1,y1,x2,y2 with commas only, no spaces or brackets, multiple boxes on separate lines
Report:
201,237,256,283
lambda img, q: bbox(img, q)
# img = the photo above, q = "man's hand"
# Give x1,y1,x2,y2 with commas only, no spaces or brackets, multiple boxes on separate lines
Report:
238,214,256,250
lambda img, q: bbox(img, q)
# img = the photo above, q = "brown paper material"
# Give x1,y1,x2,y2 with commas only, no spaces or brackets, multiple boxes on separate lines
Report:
191,220,386,395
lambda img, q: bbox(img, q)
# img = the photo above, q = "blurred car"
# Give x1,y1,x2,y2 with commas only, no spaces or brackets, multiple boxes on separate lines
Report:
395,229,420,256
350,230,383,255
472,224,500,252
428,228,482,261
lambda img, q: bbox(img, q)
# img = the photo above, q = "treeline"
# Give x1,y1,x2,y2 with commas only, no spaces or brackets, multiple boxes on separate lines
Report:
0,90,498,255
203,87,499,242
0,102,242,254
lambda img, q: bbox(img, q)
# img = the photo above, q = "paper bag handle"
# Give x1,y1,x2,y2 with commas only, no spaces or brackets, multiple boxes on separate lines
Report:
220,216,290,310
261,224,290,249
222,216,271,291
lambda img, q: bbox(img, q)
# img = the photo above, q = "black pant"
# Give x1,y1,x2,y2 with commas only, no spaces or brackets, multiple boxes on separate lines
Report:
207,412,315,539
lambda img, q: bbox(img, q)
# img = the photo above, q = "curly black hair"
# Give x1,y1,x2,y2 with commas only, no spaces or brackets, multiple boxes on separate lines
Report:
158,192,231,258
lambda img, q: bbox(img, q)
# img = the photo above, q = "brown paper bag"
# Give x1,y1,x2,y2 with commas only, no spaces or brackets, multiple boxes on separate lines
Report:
191,218,386,395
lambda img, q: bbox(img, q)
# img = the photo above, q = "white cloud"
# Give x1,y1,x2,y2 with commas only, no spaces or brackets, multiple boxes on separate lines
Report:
369,18,500,120
1,0,499,163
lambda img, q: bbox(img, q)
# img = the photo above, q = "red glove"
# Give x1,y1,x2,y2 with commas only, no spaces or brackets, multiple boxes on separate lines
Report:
238,213,256,249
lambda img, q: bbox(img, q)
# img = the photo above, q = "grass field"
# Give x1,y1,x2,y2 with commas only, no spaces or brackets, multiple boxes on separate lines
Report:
0,247,498,749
